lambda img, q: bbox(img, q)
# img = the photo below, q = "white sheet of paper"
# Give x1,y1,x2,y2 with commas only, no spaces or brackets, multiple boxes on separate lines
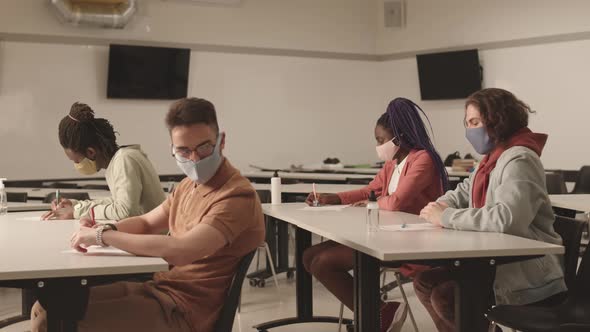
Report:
17,216,43,221
62,246,133,256
299,205,350,211
379,223,440,232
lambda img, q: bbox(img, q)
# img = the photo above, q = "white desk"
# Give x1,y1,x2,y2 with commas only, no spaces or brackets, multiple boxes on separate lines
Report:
293,167,381,175
550,194,590,213
280,166,472,179
44,180,172,191
251,183,365,195
448,170,472,178
0,212,168,331
244,171,373,182
7,202,51,212
254,203,563,332
289,167,472,178
7,187,111,200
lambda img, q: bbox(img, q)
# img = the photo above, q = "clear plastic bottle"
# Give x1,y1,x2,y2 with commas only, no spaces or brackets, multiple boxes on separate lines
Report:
366,190,379,232
0,178,8,215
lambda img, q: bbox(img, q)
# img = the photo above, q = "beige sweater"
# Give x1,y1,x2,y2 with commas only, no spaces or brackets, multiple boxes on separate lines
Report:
73,145,166,220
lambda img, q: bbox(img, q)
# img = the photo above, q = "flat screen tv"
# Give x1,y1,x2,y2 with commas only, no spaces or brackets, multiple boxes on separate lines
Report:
107,44,190,99
416,49,481,100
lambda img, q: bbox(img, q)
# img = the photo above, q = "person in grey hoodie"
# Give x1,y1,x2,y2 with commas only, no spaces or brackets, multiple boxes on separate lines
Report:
415,88,567,332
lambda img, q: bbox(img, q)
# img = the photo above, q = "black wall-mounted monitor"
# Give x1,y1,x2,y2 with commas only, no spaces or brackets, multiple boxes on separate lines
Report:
416,49,482,100
107,44,190,99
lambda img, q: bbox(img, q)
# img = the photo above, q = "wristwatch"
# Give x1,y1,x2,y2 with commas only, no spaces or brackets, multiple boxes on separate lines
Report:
96,223,118,247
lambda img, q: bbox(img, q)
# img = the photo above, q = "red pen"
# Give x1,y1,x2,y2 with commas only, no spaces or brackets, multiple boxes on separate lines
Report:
90,207,96,227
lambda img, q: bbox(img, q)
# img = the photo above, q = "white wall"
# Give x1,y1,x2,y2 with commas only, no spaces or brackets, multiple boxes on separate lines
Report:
376,0,590,54
372,0,590,170
2,0,590,181
0,41,382,180
376,38,590,170
0,0,377,54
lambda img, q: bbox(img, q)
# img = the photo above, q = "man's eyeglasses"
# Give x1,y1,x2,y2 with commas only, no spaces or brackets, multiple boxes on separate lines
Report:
171,142,216,163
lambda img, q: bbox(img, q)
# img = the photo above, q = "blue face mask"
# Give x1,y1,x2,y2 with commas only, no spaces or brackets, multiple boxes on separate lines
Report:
465,127,495,155
176,134,223,184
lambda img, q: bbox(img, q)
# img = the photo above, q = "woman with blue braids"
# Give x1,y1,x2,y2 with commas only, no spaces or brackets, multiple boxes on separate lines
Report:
303,97,449,332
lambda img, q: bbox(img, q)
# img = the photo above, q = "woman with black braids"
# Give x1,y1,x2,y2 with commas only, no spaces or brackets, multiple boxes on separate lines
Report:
41,102,166,220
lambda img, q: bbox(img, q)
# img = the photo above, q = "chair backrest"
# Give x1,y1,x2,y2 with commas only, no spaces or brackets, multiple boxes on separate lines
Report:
572,166,590,194
43,192,90,203
546,172,568,195
46,182,81,189
6,192,28,203
346,178,372,185
212,250,256,332
553,215,586,291
256,190,271,204
573,230,590,298
82,184,110,191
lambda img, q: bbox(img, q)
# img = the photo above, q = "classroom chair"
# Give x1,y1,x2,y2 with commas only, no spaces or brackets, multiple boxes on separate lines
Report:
250,243,280,290
81,184,110,190
338,266,419,332
212,250,256,332
250,190,282,290
486,216,587,331
45,182,80,189
546,172,568,195
3,180,44,188
572,166,590,194
7,192,28,202
346,178,372,185
43,192,90,203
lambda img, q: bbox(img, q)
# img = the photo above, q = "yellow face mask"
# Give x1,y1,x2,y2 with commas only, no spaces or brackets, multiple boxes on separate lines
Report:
74,158,98,175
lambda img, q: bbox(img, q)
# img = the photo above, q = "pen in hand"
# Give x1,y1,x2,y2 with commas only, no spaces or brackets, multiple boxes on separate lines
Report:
54,189,60,210
90,207,96,227
312,183,319,207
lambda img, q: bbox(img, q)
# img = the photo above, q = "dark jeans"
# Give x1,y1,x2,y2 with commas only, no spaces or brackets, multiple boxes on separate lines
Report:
413,267,568,332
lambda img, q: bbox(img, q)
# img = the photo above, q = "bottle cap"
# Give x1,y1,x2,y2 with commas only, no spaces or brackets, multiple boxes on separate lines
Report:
368,190,377,202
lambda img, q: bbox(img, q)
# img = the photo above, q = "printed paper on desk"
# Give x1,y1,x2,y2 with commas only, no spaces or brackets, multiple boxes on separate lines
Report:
16,216,43,221
62,246,133,256
300,205,350,211
379,223,441,231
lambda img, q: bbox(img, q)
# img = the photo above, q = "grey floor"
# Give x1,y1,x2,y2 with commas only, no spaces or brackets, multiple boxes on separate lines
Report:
0,245,440,332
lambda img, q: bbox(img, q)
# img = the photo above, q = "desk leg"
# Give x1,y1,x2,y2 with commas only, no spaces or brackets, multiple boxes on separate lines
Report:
253,226,351,331
353,251,380,332
37,280,89,332
295,227,312,318
452,260,496,332
277,221,290,272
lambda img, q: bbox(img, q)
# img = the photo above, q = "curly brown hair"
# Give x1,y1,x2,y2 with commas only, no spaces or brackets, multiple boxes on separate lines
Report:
58,102,119,160
465,88,534,144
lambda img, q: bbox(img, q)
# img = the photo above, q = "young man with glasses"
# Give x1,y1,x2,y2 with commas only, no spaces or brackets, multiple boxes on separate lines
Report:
31,98,265,332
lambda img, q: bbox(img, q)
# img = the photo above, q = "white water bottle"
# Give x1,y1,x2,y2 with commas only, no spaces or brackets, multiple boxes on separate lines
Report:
366,190,379,232
0,178,8,215
271,171,282,205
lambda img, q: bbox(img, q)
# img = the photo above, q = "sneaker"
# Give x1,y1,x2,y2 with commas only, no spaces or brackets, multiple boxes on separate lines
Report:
380,301,408,332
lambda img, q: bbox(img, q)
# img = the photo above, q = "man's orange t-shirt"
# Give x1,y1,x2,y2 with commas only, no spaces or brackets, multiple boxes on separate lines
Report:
153,159,265,332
